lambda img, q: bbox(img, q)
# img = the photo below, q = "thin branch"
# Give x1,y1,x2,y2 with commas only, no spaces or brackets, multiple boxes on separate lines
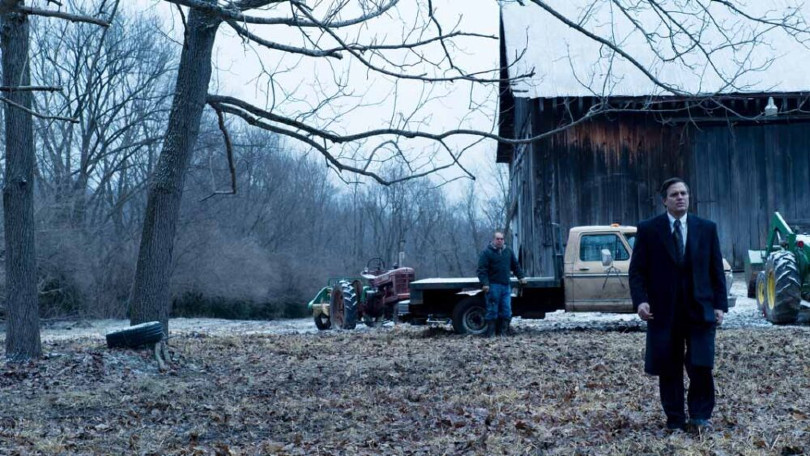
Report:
211,100,456,186
163,0,398,28
0,96,78,123
212,103,237,195
528,0,686,95
292,1,527,84
0,85,60,92
19,6,111,27
226,19,343,59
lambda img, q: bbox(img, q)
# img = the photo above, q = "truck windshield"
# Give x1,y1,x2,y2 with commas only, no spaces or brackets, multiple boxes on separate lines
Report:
624,233,636,250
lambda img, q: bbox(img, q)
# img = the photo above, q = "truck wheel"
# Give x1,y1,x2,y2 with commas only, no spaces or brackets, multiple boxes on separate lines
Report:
314,313,331,330
106,321,164,349
764,251,800,324
452,296,487,335
330,280,357,330
755,271,767,314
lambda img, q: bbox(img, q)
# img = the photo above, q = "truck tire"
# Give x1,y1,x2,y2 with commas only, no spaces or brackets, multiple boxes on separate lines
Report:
755,271,767,314
452,296,487,335
330,280,357,330
314,313,331,330
106,321,163,349
764,251,801,324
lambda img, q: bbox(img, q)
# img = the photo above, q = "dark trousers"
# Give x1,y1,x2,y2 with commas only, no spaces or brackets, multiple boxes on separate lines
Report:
659,327,716,425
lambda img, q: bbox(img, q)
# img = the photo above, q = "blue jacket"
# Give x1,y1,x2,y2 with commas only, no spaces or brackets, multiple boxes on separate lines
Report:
477,244,525,286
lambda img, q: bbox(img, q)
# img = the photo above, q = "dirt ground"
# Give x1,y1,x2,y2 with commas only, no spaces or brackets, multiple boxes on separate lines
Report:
1,275,809,455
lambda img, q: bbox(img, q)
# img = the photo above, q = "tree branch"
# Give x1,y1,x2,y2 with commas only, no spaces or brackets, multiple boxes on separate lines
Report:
291,2,526,84
163,0,398,28
0,96,78,123
528,0,687,95
211,102,238,195
0,85,60,92
19,6,111,27
226,19,343,59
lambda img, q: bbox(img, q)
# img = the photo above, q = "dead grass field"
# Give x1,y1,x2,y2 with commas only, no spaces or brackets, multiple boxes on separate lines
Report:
1,324,809,455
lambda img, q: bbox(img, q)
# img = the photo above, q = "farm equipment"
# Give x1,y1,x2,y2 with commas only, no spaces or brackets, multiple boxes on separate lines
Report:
747,212,810,324
307,258,415,330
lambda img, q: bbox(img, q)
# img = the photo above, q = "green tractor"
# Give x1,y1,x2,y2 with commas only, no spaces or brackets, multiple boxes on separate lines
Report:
307,258,415,330
746,212,810,324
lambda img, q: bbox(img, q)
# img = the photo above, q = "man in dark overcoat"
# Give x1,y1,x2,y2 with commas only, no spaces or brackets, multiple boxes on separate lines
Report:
629,177,728,432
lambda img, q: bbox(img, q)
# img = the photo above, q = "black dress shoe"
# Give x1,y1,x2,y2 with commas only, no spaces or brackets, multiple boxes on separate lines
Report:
666,421,686,431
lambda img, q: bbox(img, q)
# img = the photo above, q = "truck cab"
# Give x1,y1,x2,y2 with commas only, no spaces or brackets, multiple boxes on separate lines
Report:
564,225,735,312
564,225,637,312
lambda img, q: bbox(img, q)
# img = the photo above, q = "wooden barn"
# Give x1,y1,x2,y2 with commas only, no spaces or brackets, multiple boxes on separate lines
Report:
497,2,810,274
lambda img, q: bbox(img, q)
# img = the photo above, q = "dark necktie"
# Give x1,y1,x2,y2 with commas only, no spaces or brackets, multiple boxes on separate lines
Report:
673,219,684,263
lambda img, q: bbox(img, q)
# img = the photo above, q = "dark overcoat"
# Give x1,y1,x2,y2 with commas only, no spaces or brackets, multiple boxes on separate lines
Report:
629,213,728,375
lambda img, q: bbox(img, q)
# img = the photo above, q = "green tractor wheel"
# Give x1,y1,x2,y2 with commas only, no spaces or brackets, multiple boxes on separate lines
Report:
330,280,358,330
764,251,801,324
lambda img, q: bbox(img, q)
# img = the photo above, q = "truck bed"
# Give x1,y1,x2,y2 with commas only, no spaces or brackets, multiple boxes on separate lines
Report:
407,276,565,323
409,276,561,290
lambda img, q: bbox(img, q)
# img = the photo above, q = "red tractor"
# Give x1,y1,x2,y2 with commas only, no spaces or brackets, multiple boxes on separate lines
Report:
307,258,415,330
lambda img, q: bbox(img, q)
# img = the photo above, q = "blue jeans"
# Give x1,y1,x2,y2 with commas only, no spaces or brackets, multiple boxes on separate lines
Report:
485,283,512,320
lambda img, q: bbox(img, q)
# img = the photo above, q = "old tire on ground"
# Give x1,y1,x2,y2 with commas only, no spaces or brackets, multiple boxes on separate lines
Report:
755,271,767,314
330,280,357,330
452,296,487,335
764,251,801,324
314,313,331,330
106,321,163,348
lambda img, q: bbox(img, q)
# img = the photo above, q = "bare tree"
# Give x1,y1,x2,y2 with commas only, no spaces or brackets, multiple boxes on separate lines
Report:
2,0,111,360
2,4,39,360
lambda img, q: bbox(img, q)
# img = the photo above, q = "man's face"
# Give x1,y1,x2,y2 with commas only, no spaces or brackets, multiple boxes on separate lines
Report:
493,233,505,248
663,182,689,217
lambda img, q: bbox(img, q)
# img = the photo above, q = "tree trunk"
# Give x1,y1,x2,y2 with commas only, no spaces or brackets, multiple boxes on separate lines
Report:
128,6,220,337
2,7,41,360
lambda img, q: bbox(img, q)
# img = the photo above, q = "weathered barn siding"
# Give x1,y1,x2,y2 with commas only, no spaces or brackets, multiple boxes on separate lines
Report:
691,123,810,269
508,97,810,274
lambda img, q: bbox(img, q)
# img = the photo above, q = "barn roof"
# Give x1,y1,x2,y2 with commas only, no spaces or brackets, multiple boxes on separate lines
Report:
500,1,810,99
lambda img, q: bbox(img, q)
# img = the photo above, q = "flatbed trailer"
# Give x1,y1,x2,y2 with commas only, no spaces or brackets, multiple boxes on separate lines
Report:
406,276,566,334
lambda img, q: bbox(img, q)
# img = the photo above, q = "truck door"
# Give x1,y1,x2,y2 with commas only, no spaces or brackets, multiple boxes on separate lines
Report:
567,232,633,312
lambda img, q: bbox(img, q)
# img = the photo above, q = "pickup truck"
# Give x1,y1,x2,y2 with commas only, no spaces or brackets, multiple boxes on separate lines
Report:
404,224,736,334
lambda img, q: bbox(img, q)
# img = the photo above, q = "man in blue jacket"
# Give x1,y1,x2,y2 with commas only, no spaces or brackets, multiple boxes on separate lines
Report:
477,231,526,337
629,178,728,432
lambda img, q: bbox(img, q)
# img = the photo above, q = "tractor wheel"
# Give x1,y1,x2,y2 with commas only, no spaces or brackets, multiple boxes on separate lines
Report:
314,313,331,330
764,251,801,324
755,271,767,313
452,296,487,335
330,280,357,330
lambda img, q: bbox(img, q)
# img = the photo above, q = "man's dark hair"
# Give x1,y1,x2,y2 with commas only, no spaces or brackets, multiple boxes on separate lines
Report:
659,177,689,199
